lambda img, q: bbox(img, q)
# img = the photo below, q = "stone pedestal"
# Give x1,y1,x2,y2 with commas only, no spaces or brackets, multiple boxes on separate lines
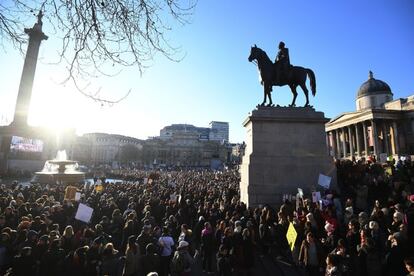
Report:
240,106,337,208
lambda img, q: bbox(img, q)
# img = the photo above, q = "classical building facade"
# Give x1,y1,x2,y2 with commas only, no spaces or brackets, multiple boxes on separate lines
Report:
326,71,414,161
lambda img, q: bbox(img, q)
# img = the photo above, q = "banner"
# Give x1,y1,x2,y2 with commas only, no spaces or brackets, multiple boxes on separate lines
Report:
286,222,297,251
318,174,331,189
75,203,93,223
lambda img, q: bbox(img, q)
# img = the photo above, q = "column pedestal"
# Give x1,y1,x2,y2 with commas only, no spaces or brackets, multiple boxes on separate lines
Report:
240,106,337,208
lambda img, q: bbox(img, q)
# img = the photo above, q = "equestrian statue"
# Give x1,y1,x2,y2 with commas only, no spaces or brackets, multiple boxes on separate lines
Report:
248,42,316,107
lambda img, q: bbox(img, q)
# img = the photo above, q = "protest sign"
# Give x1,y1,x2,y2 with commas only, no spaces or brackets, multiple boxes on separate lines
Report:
64,186,77,201
95,185,103,192
318,174,331,189
143,178,148,184
75,192,81,201
312,191,321,203
170,193,178,202
297,188,304,198
75,203,93,223
286,222,297,251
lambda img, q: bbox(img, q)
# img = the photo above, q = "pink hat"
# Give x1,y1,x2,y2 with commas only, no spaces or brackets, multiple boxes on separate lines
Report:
408,195,414,202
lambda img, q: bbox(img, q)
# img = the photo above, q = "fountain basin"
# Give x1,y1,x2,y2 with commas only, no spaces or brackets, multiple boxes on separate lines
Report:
31,151,85,184
32,171,85,184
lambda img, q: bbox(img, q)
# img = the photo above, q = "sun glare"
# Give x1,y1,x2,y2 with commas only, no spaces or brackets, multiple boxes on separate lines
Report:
28,79,84,131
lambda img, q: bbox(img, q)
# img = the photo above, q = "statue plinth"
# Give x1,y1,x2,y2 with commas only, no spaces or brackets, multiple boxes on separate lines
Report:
240,106,337,208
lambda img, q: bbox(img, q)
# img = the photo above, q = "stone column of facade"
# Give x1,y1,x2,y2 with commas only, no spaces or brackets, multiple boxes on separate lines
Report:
329,131,336,157
326,132,332,156
355,123,361,156
371,120,379,158
382,122,390,155
362,121,368,157
342,128,347,158
348,126,354,158
392,122,400,155
335,129,341,158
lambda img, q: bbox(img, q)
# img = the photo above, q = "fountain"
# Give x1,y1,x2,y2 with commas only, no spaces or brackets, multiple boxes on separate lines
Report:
31,150,85,184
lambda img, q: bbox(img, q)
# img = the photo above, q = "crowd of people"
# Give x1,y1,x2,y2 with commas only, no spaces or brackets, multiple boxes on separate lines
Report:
0,158,412,276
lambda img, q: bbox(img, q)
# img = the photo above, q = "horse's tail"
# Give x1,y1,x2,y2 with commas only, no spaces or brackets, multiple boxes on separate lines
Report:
306,69,316,96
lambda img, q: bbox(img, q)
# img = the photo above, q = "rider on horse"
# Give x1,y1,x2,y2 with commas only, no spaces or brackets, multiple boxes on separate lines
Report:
275,41,290,84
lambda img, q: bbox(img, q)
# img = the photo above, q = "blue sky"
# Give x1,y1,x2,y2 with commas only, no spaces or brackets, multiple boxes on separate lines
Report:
0,0,413,143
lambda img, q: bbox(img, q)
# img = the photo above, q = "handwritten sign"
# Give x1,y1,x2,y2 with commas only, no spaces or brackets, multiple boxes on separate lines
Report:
75,203,93,223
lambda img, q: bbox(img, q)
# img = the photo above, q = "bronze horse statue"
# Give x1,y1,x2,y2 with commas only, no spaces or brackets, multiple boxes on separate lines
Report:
248,45,316,107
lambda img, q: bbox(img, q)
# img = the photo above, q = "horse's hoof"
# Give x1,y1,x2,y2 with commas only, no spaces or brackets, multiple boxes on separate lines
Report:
289,104,296,107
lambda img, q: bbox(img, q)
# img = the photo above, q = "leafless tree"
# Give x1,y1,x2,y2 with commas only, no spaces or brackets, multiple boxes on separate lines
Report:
0,0,196,104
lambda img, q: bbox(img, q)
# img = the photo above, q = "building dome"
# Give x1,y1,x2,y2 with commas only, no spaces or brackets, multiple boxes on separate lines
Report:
356,71,393,111
357,71,392,99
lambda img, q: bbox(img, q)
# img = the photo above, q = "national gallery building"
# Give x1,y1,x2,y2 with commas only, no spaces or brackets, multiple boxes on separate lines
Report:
325,71,414,161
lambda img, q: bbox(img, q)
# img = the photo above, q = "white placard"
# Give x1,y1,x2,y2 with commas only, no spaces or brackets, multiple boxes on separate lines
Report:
143,178,148,184
170,193,177,202
318,174,331,189
75,203,93,223
75,192,81,201
312,191,321,203
297,188,304,198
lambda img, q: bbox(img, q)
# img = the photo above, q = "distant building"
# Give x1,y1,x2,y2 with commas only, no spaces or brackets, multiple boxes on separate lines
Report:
160,124,210,141
160,121,229,143
209,121,229,143
73,133,144,165
326,71,414,161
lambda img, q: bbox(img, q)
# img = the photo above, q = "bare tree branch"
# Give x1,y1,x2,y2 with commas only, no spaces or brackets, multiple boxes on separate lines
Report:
0,0,197,104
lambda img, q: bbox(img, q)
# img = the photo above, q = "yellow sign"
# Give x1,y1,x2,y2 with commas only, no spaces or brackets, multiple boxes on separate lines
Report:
385,167,393,176
95,185,103,192
286,222,297,251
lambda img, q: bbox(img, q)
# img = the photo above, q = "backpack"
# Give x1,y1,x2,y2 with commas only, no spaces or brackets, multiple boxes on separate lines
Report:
170,252,186,273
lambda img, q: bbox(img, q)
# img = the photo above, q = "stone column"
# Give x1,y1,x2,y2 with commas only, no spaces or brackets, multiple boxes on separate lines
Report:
371,120,379,158
342,128,347,158
392,122,400,155
330,131,336,157
355,123,361,156
362,121,368,156
335,129,341,158
13,11,48,126
382,122,390,155
326,132,332,156
348,126,354,158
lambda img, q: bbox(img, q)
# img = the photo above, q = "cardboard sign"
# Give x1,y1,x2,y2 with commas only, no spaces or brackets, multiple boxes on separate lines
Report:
64,186,77,201
75,203,93,223
286,222,297,251
318,174,331,189
95,185,103,192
